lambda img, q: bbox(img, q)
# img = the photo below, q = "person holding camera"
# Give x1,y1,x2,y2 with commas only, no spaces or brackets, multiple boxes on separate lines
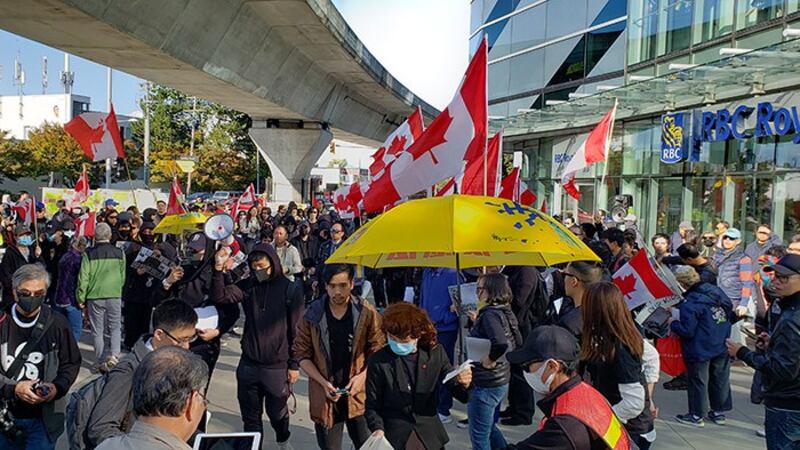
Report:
293,264,384,450
0,264,81,450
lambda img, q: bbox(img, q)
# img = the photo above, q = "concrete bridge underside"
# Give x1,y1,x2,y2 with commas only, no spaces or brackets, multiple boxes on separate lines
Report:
0,0,438,200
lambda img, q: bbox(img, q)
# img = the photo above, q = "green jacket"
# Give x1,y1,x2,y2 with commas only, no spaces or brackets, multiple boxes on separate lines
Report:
77,243,126,303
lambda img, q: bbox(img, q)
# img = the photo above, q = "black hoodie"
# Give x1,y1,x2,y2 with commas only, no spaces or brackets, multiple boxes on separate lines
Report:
212,243,305,369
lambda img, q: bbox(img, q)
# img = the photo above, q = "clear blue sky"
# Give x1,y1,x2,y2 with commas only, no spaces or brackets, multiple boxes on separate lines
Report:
0,0,468,115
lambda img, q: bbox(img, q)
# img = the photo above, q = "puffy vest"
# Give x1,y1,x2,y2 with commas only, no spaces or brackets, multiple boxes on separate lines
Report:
539,381,631,450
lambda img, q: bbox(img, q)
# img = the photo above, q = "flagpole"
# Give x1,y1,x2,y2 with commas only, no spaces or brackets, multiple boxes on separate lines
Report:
123,159,139,210
105,67,112,189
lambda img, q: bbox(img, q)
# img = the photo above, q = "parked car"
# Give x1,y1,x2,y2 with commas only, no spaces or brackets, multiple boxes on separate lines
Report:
187,192,211,203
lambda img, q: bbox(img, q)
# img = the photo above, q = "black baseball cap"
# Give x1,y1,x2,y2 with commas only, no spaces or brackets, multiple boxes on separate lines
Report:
507,325,580,366
764,254,800,277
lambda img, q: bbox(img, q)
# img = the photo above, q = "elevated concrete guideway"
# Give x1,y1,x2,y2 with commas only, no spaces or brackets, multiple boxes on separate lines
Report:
0,0,439,200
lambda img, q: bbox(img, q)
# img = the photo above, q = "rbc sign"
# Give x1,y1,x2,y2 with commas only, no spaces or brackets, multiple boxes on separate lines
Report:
660,112,686,164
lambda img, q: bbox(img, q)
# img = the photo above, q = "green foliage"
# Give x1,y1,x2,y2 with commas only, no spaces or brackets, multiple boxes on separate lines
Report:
327,158,349,168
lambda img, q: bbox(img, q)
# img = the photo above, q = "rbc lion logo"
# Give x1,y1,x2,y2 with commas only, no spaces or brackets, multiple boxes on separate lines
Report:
661,113,686,164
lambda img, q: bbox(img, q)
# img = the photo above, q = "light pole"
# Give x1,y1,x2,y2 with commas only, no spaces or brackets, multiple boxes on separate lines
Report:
186,97,198,195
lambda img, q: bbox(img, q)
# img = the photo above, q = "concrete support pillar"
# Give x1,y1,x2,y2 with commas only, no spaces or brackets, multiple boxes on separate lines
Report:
249,120,333,203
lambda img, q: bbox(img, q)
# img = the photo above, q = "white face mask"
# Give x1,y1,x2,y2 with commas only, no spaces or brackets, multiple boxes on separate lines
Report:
525,359,556,395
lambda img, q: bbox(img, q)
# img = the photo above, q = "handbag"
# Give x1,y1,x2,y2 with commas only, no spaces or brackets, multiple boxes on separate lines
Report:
655,333,687,377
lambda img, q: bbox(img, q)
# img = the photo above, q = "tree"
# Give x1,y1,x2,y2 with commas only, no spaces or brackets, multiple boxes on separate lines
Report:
19,123,87,181
0,129,19,181
130,84,269,191
327,158,349,168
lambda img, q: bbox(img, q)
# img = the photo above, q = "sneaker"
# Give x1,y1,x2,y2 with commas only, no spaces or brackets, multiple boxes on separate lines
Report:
276,440,294,450
706,411,727,425
756,429,766,438
500,417,532,426
499,408,513,419
675,413,705,428
438,414,453,424
663,376,689,391
457,418,469,429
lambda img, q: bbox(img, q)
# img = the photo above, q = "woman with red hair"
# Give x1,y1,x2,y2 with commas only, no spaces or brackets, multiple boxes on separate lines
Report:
365,303,472,450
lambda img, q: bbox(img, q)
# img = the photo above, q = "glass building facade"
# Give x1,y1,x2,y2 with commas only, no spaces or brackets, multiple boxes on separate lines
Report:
476,0,800,242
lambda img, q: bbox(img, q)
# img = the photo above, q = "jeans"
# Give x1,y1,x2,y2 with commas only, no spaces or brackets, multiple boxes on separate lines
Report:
313,416,370,450
437,330,457,417
765,407,800,450
0,418,55,450
236,361,291,446
88,298,122,363
685,352,732,417
54,304,82,342
468,384,508,450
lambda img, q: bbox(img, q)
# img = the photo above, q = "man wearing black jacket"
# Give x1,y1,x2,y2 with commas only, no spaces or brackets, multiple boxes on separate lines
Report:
213,243,304,450
728,254,800,450
501,266,549,426
156,232,239,382
0,264,81,449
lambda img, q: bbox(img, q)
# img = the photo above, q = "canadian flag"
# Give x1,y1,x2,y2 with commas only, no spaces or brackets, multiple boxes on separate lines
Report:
498,168,537,206
166,176,186,216
64,104,126,162
369,107,426,177
13,198,36,226
74,211,96,237
560,101,617,200
333,182,365,219
72,167,90,206
459,130,502,196
363,37,487,213
239,183,257,205
540,198,548,214
612,250,676,310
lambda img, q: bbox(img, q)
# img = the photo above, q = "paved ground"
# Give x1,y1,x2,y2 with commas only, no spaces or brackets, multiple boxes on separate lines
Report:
59,331,767,450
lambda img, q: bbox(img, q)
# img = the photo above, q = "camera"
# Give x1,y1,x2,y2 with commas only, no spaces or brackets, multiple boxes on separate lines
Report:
0,400,22,441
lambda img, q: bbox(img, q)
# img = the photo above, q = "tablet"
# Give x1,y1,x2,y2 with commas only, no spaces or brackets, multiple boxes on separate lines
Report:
192,432,261,450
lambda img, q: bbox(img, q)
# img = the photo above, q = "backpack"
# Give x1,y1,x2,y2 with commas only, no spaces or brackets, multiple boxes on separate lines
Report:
65,374,107,450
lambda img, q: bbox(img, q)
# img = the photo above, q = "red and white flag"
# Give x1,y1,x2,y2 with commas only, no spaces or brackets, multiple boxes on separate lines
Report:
64,104,125,162
434,178,456,197
239,183,257,205
612,250,676,310
459,130,502,196
560,101,617,200
13,198,35,226
333,183,362,219
74,211,96,237
497,168,537,206
540,198,548,214
166,176,186,216
369,107,425,177
72,167,90,206
363,37,487,213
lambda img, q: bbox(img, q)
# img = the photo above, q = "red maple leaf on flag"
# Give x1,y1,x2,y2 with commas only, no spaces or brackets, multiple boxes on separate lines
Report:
407,112,453,165
615,274,638,297
386,135,407,156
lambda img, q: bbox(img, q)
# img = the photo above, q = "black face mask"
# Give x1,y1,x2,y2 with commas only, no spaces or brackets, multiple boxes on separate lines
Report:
140,234,155,245
16,295,45,314
118,230,131,240
254,268,270,283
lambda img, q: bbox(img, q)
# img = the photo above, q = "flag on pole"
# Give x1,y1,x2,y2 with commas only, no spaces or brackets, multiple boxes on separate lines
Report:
459,130,502,196
519,180,537,206
612,250,676,310
333,183,362,219
72,167,90,206
560,101,617,200
369,107,425,177
75,211,96,237
540,198,548,214
64,104,125,162
166,176,186,216
13,198,35,226
239,183,257,205
363,37,487,213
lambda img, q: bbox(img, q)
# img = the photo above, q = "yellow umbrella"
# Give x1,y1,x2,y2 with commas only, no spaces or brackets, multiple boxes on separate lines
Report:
327,195,599,268
152,212,207,235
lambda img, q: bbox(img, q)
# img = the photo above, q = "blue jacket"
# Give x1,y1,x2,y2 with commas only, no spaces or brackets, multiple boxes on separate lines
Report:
419,268,461,333
670,282,733,362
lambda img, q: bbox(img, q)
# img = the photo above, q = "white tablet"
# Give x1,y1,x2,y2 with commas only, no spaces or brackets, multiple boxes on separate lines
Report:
192,432,261,450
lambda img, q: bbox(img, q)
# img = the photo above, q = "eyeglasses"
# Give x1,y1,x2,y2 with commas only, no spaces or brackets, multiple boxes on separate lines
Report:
16,289,46,298
195,390,209,408
774,273,799,283
160,329,198,345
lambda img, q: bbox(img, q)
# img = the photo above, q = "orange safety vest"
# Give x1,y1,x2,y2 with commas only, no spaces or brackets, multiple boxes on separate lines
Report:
538,381,631,450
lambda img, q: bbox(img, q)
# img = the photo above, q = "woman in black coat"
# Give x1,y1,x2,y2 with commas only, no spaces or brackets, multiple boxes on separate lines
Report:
365,303,472,450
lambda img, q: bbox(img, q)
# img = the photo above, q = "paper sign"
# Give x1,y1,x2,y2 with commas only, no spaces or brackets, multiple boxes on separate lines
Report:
443,359,473,384
466,336,491,361
194,305,219,330
403,286,415,303
448,282,478,314
130,246,172,280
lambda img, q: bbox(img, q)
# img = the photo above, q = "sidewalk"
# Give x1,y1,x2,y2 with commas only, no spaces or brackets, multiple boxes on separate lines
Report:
61,334,767,449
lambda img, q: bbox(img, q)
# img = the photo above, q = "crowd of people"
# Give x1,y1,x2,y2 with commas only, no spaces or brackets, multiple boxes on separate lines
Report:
0,190,797,450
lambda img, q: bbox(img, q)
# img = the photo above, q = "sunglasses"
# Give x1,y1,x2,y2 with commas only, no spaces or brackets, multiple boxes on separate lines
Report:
722,236,737,241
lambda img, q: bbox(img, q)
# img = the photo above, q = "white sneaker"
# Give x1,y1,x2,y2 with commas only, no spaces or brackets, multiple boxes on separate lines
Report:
438,414,453,424
756,429,766,438
277,440,294,450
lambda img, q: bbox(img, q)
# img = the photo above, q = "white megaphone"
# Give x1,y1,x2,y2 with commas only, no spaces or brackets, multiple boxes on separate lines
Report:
204,213,235,242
